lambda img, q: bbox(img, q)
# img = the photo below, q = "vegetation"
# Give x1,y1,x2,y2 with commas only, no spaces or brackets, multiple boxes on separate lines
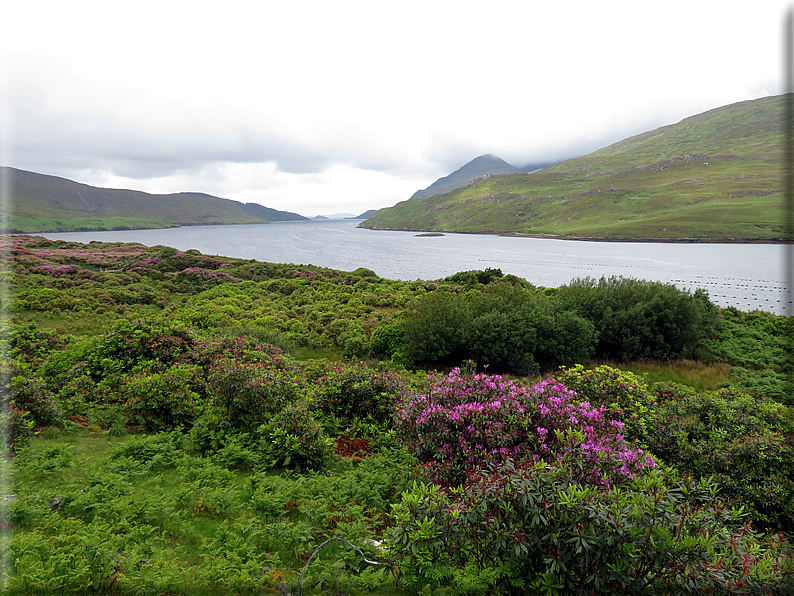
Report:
3,236,793,594
362,94,787,240
0,167,307,233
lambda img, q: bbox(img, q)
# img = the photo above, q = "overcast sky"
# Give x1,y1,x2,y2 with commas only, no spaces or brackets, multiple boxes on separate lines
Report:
0,1,789,217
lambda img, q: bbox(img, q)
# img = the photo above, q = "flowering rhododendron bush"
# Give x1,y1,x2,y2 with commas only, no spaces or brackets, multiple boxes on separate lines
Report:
394,367,656,487
390,369,794,595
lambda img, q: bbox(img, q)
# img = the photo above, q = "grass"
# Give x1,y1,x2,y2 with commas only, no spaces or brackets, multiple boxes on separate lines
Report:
8,428,409,595
8,216,172,233
17,305,163,336
616,359,736,392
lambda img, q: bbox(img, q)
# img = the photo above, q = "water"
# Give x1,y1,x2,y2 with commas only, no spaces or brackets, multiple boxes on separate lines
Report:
42,219,791,314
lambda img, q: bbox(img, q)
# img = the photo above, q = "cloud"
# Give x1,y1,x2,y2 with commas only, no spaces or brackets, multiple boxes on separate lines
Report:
2,0,790,216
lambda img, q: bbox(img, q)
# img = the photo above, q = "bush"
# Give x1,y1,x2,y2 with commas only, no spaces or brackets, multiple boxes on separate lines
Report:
556,276,715,361
444,267,507,288
394,368,655,487
187,332,296,370
401,289,471,365
556,365,794,532
8,322,68,367
311,362,413,427
401,285,597,373
85,319,196,380
648,384,794,532
122,364,202,431
206,359,296,433
1,405,35,452
554,365,657,445
369,323,404,359
390,463,794,595
259,401,333,471
8,374,61,426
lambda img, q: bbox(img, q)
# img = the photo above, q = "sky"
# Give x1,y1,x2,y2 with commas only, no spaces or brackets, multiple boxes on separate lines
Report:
0,0,790,217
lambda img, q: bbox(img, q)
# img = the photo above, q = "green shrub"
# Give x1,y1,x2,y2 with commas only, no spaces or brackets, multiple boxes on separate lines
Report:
311,362,413,426
648,384,794,531
444,267,507,288
401,289,471,365
556,276,715,361
1,405,35,452
554,365,657,444
401,284,597,372
259,401,333,471
390,463,794,595
369,323,404,359
556,365,794,532
8,374,61,426
352,267,378,278
122,364,201,431
206,359,296,433
85,319,196,380
8,322,68,366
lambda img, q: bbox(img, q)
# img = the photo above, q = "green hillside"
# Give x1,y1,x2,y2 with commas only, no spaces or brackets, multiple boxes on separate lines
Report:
1,167,307,232
409,154,521,199
362,95,788,240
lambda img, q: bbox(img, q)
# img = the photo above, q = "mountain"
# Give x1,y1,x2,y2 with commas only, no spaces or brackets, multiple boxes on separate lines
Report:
319,212,357,219
239,202,308,222
0,167,307,232
409,154,520,200
361,95,788,241
351,209,378,219
409,154,559,201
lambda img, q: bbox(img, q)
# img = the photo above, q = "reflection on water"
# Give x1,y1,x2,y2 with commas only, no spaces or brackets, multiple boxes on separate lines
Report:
43,220,790,314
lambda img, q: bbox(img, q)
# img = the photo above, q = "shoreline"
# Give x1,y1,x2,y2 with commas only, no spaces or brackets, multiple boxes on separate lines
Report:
359,225,787,244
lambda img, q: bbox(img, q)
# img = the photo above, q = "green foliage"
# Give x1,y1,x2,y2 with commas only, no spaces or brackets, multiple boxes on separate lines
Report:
444,267,507,288
390,463,794,595
85,318,196,380
556,276,715,361
121,364,202,431
0,403,35,452
648,384,794,531
555,365,657,444
699,308,792,404
105,430,186,471
311,361,413,426
7,321,69,366
259,401,333,472
370,323,404,359
352,267,378,278
557,364,794,532
206,359,297,433
401,284,596,373
402,289,471,365
7,373,61,427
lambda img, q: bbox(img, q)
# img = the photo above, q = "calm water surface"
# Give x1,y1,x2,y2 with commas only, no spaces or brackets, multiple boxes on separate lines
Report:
43,220,791,314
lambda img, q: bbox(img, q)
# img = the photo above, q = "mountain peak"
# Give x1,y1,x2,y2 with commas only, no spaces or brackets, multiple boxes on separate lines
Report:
410,154,519,200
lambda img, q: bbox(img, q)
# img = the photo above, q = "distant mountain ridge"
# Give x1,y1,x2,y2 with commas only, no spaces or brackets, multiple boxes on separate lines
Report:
1,167,307,233
409,154,558,200
351,209,377,219
361,94,789,241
